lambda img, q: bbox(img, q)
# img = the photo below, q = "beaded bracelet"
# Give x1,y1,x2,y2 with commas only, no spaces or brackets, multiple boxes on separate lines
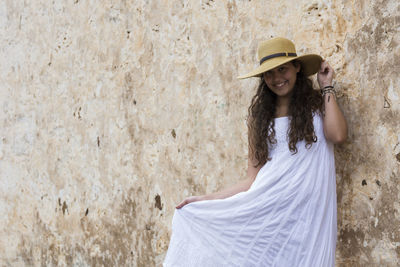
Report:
321,86,336,97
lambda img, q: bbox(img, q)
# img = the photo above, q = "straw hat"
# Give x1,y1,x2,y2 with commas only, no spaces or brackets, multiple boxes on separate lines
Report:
237,37,322,79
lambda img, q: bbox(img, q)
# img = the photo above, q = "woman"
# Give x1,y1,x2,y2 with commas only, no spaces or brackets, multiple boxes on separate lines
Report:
163,37,347,267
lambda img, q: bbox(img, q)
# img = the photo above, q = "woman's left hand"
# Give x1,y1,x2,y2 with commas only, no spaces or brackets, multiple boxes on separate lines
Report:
317,60,334,88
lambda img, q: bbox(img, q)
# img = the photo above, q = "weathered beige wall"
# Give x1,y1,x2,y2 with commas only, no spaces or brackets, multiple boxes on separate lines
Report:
0,0,399,266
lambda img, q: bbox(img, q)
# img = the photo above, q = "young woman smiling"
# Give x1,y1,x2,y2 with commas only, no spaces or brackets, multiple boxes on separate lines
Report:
164,37,347,267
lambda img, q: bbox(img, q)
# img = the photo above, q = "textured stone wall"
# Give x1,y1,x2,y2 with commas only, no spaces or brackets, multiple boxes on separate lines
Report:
0,0,399,266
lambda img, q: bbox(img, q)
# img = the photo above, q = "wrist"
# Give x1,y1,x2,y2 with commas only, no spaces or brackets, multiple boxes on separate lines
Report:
200,194,212,201
319,82,333,88
321,85,337,98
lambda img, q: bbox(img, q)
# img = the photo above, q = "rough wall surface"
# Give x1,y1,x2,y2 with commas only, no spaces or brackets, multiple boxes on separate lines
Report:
0,0,399,266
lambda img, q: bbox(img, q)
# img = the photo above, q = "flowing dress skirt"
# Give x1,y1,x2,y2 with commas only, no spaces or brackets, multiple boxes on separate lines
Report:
163,114,337,267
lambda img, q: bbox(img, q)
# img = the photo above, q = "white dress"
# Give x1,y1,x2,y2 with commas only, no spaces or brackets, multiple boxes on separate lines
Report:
163,114,337,267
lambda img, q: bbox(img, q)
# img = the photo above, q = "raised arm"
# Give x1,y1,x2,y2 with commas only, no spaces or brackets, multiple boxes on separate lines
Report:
317,61,348,144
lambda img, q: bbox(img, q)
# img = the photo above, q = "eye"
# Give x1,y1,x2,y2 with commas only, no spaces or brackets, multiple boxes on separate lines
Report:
264,71,272,77
278,66,286,72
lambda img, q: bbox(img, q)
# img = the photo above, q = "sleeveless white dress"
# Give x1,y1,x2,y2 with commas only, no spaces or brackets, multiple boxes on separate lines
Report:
163,114,337,267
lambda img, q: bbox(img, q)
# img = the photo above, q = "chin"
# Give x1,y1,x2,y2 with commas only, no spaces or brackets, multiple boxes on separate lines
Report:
274,90,291,97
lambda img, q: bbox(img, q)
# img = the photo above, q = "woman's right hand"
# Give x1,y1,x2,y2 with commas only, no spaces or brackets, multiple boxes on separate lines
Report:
176,195,205,209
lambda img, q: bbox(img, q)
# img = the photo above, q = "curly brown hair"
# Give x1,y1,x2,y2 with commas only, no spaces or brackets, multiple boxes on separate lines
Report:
247,62,323,167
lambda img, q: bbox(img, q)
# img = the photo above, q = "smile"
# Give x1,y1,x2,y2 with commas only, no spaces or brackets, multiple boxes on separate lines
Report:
275,81,288,88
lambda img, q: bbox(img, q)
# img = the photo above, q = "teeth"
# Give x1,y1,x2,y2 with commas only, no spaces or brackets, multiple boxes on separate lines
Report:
276,82,286,87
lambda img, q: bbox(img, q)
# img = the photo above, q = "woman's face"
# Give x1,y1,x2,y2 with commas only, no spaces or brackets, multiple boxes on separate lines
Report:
263,62,300,98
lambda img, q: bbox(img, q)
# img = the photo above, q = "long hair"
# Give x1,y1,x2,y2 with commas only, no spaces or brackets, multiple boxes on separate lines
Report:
247,63,323,167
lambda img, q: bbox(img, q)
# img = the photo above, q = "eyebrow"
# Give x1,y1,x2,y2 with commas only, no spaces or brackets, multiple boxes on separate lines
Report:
269,65,287,72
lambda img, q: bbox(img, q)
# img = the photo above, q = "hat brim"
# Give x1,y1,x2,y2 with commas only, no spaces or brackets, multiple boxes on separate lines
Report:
237,54,322,79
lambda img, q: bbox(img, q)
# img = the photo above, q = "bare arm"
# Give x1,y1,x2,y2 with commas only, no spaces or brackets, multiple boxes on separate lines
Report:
176,151,261,209
317,61,348,144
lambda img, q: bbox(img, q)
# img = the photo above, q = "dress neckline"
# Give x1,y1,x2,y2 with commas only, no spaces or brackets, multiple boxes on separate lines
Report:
274,116,289,120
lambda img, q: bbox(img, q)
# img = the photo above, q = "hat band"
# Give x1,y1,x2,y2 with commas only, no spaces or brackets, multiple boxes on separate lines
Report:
259,52,297,65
